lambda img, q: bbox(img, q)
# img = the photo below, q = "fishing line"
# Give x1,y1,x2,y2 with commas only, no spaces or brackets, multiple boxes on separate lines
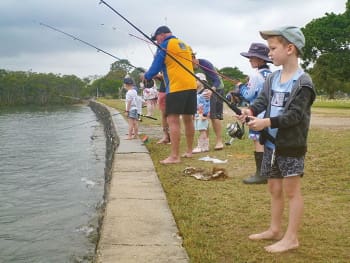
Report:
60,112,122,130
60,107,157,130
39,21,139,69
128,33,155,56
38,21,158,129
99,0,243,116
99,23,155,65
128,33,238,84
58,94,85,101
115,24,238,85
100,24,143,62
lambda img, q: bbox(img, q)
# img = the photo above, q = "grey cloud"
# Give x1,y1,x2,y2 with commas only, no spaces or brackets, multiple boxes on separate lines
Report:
0,0,346,77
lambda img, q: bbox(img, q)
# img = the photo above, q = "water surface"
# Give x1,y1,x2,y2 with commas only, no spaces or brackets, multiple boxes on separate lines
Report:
0,106,105,262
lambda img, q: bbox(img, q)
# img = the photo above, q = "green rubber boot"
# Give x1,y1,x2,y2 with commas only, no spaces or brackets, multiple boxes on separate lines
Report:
243,152,267,184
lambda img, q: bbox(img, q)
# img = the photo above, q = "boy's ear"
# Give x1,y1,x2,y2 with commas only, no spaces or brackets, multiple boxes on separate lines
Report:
287,43,297,55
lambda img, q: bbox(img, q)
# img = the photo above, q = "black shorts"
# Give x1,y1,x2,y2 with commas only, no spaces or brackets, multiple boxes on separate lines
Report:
166,90,197,115
210,89,224,120
261,146,305,178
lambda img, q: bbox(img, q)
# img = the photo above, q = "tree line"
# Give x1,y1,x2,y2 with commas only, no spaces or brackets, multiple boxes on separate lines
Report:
0,70,91,106
1,1,349,107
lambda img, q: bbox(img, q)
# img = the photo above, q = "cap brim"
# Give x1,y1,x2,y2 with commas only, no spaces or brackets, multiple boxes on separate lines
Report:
240,52,272,63
260,30,282,40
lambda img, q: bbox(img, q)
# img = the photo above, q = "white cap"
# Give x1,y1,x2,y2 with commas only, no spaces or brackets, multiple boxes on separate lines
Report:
195,72,207,82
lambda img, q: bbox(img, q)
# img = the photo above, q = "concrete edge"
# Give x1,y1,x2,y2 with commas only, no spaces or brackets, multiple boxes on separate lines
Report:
89,101,189,263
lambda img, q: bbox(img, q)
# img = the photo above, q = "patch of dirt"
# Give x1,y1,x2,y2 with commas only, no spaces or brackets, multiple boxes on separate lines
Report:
138,125,163,138
310,114,350,130
223,106,350,130
139,108,350,140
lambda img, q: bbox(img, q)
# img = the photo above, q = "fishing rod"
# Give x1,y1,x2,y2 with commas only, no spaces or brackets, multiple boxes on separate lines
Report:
138,113,157,120
128,33,239,85
99,0,243,116
113,105,158,121
39,21,139,69
61,107,157,130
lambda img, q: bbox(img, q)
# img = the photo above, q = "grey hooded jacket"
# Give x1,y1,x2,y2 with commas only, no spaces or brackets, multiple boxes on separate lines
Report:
249,71,316,157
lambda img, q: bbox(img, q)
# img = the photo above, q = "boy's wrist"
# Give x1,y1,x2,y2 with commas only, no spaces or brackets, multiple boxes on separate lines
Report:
264,118,271,128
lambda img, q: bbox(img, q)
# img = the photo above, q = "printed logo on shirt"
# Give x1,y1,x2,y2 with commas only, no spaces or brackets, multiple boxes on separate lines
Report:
260,69,271,79
271,91,290,107
178,42,187,50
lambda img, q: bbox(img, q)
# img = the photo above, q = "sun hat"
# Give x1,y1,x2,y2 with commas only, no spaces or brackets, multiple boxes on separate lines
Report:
259,26,305,54
195,73,207,82
151,26,171,41
240,43,272,63
123,77,134,85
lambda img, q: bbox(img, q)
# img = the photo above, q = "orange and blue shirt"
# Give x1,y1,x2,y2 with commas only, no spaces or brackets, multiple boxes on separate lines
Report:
144,35,196,94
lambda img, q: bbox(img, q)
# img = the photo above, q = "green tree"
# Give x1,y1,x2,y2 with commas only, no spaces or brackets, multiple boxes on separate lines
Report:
129,67,146,85
0,69,86,106
109,59,134,77
98,59,140,98
302,1,350,98
219,67,247,94
89,77,122,98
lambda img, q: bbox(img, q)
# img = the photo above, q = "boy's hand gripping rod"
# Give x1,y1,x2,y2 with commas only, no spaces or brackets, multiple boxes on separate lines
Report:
99,0,246,118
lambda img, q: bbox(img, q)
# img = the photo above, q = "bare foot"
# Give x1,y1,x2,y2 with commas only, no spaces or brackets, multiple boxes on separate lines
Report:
157,138,170,144
264,239,299,253
125,137,133,140
249,230,283,241
160,156,180,164
181,152,193,158
214,143,224,150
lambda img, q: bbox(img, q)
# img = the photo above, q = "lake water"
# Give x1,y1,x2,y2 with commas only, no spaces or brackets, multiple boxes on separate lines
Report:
0,105,106,262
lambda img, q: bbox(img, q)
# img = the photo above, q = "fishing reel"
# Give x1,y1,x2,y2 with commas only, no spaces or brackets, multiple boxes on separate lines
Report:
142,79,154,89
225,121,245,145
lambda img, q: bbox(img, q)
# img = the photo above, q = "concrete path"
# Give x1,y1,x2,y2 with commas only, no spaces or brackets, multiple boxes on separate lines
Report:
95,107,189,263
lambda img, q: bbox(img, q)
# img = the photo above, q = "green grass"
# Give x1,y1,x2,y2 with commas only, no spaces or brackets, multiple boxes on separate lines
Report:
99,98,350,263
314,98,350,109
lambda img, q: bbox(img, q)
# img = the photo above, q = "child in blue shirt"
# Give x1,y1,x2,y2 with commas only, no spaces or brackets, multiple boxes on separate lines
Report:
192,73,210,153
238,26,316,253
239,42,272,184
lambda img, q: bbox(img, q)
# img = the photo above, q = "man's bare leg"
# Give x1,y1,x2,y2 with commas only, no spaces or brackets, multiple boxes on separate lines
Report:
157,110,170,144
181,114,194,157
211,119,224,150
160,114,181,164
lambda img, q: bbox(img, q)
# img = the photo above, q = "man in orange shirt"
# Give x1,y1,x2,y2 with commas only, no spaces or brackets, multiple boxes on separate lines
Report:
144,26,197,164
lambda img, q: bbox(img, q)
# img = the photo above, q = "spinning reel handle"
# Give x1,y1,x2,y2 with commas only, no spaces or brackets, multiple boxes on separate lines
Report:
229,102,251,124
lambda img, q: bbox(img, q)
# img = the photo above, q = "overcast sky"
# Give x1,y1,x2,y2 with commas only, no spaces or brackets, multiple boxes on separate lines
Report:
0,0,346,79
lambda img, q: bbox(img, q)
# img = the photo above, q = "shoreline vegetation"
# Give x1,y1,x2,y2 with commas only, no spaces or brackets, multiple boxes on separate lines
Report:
98,98,349,263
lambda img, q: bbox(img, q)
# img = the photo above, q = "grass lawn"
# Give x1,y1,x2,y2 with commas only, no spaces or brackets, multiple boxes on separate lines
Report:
99,98,350,263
